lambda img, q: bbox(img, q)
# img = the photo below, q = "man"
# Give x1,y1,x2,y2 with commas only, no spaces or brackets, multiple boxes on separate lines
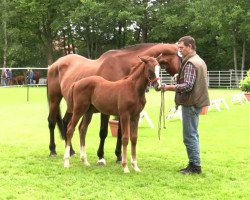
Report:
28,69,34,84
161,36,210,174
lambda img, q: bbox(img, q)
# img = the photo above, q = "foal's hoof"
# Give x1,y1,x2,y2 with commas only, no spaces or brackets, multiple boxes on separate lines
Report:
133,166,141,172
64,160,70,168
131,161,141,172
97,158,106,166
123,166,130,173
84,161,90,166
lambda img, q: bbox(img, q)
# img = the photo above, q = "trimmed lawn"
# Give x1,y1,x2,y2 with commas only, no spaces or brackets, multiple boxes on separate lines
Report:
0,87,249,200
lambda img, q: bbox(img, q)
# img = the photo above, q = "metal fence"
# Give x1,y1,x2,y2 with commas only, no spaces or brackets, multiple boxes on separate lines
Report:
160,69,247,88
0,67,248,89
0,67,48,87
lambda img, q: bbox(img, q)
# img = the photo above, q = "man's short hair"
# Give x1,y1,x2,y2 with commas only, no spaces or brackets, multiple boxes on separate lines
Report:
178,36,196,50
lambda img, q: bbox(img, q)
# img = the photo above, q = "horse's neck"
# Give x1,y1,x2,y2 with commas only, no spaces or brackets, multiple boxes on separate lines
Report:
128,63,148,93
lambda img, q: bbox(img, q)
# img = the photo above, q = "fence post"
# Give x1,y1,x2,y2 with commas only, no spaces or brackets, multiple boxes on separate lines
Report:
27,83,30,102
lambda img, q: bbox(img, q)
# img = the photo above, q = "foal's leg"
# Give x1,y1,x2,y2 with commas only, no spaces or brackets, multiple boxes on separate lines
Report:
96,114,110,165
79,112,93,166
130,116,141,172
120,114,130,173
63,111,76,156
64,112,82,168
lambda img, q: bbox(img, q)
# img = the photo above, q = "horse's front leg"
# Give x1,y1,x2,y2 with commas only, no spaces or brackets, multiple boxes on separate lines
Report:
120,115,130,173
96,113,110,165
130,115,141,172
63,111,76,157
79,112,93,166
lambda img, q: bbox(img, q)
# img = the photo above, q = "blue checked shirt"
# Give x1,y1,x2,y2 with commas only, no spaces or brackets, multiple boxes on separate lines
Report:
176,62,196,93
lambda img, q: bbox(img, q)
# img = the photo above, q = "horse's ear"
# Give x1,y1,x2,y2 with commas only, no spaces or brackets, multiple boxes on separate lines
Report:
156,53,162,61
138,56,147,63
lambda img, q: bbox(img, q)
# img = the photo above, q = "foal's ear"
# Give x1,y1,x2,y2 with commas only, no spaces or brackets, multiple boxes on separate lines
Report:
138,56,148,63
156,53,162,61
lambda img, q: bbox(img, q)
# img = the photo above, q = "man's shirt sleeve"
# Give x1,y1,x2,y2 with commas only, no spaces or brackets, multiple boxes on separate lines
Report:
176,62,196,93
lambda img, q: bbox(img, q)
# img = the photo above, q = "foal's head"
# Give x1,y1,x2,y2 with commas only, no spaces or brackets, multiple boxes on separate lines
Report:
139,55,162,91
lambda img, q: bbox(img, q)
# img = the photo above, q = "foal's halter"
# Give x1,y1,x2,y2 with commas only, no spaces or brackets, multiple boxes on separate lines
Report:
145,64,161,85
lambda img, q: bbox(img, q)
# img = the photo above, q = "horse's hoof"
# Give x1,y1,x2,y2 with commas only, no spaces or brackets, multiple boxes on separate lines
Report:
70,153,76,157
116,160,122,164
49,152,57,157
116,156,122,164
116,156,122,162
97,158,106,166
70,150,76,157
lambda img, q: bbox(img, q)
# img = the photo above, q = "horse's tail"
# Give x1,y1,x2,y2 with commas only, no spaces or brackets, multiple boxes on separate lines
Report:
56,107,66,140
46,75,66,140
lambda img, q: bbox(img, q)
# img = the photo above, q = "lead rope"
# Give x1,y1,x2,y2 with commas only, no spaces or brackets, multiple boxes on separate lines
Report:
158,90,166,140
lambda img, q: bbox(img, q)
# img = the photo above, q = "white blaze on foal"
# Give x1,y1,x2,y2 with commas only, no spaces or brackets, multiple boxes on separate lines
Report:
155,64,162,89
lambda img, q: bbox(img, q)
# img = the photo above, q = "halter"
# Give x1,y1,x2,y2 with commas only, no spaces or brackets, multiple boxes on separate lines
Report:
149,77,160,84
144,64,161,84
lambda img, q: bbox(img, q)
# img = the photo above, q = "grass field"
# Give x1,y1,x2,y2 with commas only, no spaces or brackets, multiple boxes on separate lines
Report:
0,87,249,200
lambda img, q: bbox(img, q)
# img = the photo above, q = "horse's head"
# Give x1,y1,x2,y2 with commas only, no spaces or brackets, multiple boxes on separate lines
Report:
139,56,161,91
155,43,181,76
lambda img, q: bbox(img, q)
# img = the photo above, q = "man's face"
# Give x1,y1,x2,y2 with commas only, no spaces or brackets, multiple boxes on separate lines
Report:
178,41,192,57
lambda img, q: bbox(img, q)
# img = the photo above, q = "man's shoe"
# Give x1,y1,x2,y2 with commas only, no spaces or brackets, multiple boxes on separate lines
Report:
179,163,191,172
179,162,202,174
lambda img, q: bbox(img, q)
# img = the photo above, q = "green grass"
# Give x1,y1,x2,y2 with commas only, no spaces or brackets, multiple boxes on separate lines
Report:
0,87,249,200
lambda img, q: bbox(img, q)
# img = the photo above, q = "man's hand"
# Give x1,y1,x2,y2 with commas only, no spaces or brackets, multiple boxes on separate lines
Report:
160,84,167,92
160,84,176,92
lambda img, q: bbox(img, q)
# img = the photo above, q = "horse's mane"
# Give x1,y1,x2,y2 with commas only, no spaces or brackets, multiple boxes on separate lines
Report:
100,43,163,58
119,43,160,51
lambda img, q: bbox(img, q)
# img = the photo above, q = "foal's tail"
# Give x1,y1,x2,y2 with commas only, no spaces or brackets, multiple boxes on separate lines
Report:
67,83,76,114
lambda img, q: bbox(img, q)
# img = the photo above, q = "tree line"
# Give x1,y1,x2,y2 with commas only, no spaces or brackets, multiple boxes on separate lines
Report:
0,0,250,72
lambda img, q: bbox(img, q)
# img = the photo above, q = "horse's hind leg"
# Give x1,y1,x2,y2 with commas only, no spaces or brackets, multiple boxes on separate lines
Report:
79,112,93,166
48,98,61,157
48,116,57,157
63,111,76,156
115,120,122,163
96,113,110,165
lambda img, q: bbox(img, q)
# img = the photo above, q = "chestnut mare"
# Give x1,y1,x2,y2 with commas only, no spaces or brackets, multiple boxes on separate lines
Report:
64,56,161,173
10,75,25,85
47,43,180,164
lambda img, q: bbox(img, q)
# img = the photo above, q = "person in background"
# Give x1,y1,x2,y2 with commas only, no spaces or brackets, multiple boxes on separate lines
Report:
1,68,6,86
6,68,12,85
161,36,210,174
28,69,34,84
